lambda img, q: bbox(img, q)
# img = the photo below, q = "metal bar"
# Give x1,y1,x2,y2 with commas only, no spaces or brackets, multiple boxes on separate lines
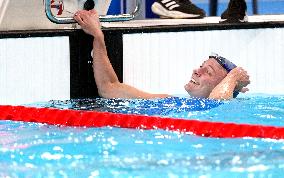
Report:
253,0,258,14
45,0,141,24
209,0,218,16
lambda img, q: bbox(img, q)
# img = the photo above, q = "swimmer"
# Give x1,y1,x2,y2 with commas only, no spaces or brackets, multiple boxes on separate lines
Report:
73,10,250,100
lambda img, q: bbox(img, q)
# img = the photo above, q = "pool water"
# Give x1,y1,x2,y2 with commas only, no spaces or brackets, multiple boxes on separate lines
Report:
40,94,284,126
1,94,284,177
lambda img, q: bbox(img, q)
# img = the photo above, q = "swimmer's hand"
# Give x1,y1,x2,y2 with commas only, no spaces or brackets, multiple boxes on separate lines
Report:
229,67,250,93
209,67,250,100
73,10,103,38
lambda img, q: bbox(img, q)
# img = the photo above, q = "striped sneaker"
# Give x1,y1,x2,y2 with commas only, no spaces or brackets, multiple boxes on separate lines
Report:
151,0,205,19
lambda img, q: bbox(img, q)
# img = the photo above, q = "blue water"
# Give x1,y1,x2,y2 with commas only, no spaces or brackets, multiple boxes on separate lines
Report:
1,94,284,177
37,94,284,127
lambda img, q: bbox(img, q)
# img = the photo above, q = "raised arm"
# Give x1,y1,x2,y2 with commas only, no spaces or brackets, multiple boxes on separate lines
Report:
74,10,169,99
209,67,250,100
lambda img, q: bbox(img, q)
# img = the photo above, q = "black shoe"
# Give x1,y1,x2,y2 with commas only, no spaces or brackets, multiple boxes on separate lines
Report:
83,0,95,10
151,0,205,19
220,0,248,23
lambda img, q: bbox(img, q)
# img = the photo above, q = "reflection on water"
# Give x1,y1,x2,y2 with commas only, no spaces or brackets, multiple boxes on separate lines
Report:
1,94,284,177
32,94,284,126
1,121,284,177
40,97,222,115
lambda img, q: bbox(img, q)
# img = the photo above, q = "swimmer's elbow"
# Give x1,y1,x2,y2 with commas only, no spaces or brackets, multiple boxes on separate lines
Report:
97,87,112,99
97,82,120,98
97,89,108,98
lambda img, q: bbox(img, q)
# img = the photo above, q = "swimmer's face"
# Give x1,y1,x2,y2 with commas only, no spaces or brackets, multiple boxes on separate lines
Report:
184,58,228,98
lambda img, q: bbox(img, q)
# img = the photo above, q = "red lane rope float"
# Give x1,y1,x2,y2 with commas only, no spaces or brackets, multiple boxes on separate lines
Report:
1,105,284,139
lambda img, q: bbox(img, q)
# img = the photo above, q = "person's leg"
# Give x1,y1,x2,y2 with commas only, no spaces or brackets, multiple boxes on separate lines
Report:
220,0,248,23
151,0,205,19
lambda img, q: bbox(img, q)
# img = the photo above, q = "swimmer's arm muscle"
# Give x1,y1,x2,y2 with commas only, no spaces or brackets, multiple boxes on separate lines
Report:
92,31,169,99
73,10,169,99
209,67,250,100
208,74,237,100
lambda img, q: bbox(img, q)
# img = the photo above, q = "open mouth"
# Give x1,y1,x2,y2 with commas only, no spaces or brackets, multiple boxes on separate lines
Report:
190,78,200,85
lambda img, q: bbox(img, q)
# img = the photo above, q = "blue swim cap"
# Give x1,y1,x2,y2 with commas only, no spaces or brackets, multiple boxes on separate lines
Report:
209,53,239,98
209,53,237,72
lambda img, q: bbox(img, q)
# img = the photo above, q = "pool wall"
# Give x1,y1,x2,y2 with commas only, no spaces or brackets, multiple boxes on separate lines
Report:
0,36,70,104
123,28,284,95
1,20,284,105
0,29,122,105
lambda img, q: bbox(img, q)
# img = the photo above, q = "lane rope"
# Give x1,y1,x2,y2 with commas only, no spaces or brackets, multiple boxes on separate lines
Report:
1,105,284,139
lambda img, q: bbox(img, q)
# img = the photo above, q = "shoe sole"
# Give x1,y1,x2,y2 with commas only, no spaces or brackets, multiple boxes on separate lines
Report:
151,2,203,19
219,14,248,23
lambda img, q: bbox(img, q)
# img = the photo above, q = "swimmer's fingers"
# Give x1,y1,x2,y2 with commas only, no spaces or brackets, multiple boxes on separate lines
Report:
235,74,250,93
239,78,250,87
238,68,250,84
90,9,99,16
240,87,249,93
229,67,250,94
79,11,100,28
74,10,94,23
74,10,102,37
74,11,86,26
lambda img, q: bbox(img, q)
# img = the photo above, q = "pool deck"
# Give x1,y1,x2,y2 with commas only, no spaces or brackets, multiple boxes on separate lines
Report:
1,14,284,33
